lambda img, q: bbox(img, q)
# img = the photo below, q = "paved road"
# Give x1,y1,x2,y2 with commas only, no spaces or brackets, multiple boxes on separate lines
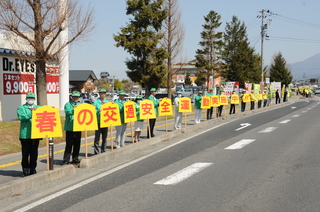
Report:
3,98,320,211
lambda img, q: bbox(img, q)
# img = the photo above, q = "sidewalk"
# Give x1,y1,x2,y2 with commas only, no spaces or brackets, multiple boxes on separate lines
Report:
0,101,294,200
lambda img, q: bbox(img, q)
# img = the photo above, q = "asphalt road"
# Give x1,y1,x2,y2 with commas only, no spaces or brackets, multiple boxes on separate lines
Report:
6,99,320,212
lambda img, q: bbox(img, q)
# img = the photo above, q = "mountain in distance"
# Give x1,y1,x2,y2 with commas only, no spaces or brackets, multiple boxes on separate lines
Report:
289,53,320,80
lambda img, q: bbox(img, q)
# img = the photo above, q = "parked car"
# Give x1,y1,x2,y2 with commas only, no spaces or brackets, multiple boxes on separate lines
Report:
314,87,320,95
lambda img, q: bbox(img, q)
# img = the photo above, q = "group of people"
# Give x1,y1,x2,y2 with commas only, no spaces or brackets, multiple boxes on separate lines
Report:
16,87,283,177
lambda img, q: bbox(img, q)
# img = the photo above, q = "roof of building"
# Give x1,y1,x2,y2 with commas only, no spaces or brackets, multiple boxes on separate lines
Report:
70,70,98,81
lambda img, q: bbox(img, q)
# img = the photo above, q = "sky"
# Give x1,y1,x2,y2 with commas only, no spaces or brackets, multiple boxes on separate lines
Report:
69,0,320,80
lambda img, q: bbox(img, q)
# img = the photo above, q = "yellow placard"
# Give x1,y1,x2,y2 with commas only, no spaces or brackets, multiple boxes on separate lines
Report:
211,95,220,107
139,99,156,119
179,97,192,112
219,94,229,105
159,98,173,116
242,93,251,103
231,94,240,104
201,96,211,109
74,103,98,131
100,102,121,127
124,101,137,123
31,105,63,138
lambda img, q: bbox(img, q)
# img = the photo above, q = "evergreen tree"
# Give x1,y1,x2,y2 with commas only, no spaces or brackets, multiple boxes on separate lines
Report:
221,16,261,87
195,10,224,90
184,71,191,85
114,0,168,94
269,52,293,86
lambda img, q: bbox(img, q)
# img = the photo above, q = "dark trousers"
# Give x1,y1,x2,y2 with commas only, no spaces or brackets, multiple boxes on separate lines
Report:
20,139,40,171
147,118,156,138
276,97,280,104
250,101,255,110
63,131,81,162
263,99,267,107
229,104,235,114
207,107,213,119
258,100,262,108
217,105,223,117
241,102,246,112
94,123,108,154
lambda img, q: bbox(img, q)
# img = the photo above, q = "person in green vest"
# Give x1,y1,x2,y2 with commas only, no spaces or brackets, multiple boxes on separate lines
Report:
147,88,161,138
93,88,109,154
114,90,127,148
194,90,203,124
134,95,144,142
206,88,214,120
17,92,41,177
63,91,82,164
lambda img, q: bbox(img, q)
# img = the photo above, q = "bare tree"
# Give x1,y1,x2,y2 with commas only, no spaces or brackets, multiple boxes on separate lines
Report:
161,0,185,98
0,0,95,105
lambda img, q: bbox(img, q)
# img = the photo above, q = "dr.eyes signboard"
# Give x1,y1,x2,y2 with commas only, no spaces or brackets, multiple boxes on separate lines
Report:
1,56,59,95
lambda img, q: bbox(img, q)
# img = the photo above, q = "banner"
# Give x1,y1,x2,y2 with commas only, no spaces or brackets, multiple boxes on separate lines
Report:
220,82,240,96
74,103,98,131
231,94,240,104
3,73,34,95
31,105,62,138
159,98,173,116
179,97,192,112
124,101,137,123
211,95,220,107
100,102,121,127
139,99,156,119
219,94,229,105
201,96,211,109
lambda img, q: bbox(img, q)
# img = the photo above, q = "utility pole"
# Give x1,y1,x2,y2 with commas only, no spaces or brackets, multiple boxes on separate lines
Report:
258,9,273,86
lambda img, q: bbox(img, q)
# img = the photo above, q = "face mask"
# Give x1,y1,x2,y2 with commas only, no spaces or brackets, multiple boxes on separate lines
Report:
137,100,141,103
178,94,182,98
27,98,35,105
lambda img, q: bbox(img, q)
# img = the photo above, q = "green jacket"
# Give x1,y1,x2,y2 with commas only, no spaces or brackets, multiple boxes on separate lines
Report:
115,98,126,124
194,95,202,109
64,101,82,131
206,92,214,97
17,103,40,139
93,98,109,123
148,95,160,117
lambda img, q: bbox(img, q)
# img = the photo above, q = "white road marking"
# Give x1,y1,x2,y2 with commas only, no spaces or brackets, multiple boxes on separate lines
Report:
225,139,256,150
13,119,235,212
259,127,278,133
235,123,251,131
302,111,307,113
307,108,312,110
291,107,296,109
279,120,291,123
154,163,212,185
292,114,301,118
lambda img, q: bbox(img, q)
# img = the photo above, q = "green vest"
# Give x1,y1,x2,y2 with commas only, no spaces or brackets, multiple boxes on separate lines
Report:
17,103,40,139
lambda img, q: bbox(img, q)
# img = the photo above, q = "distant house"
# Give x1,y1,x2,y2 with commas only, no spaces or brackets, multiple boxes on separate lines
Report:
69,70,98,93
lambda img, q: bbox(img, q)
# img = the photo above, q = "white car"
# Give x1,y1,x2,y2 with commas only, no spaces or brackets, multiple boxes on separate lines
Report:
314,87,320,95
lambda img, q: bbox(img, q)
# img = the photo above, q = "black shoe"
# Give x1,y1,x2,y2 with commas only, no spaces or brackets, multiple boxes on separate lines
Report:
30,170,37,175
22,168,30,178
151,134,155,137
71,159,80,164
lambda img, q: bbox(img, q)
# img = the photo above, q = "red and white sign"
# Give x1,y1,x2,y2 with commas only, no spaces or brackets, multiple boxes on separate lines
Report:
46,75,59,94
3,73,34,95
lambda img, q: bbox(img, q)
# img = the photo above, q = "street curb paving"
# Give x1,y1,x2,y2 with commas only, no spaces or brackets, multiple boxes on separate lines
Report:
0,165,75,200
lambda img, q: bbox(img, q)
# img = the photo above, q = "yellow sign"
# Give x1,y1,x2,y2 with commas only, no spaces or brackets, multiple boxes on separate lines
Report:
74,103,98,131
231,94,240,104
179,97,192,112
219,94,229,105
242,93,251,103
124,101,137,123
139,99,156,119
31,105,62,138
211,95,220,107
100,102,121,127
159,98,173,116
201,96,211,109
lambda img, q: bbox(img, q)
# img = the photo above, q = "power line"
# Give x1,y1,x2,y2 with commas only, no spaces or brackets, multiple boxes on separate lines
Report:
274,14,320,30
269,35,320,43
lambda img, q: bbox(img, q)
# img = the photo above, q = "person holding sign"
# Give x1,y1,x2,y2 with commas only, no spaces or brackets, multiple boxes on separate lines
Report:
206,88,214,120
17,92,41,177
147,88,161,138
134,95,144,142
63,91,82,164
229,90,237,115
240,90,247,112
194,90,203,124
114,90,127,148
93,88,109,154
174,90,183,130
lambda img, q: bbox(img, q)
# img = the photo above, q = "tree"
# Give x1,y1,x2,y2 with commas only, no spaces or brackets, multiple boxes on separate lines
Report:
95,78,110,91
269,52,293,86
114,0,168,95
122,79,136,92
184,71,191,86
221,16,261,87
0,0,94,105
113,79,124,91
161,0,185,98
195,10,224,91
